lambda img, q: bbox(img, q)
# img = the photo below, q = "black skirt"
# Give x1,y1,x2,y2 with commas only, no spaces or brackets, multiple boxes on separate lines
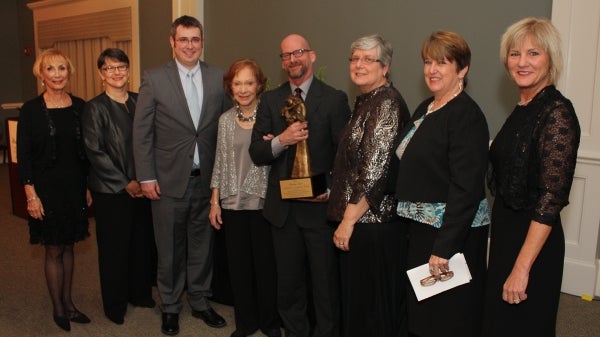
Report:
405,220,488,337
482,196,564,337
339,219,408,337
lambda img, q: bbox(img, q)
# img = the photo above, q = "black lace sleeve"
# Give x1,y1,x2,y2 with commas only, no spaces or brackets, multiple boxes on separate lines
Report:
532,97,580,226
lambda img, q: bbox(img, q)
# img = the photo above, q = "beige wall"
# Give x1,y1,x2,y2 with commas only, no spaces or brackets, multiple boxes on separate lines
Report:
0,0,35,103
5,0,552,136
139,0,173,75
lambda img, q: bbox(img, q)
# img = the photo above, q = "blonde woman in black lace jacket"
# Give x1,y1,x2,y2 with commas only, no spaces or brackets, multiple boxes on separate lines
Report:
482,17,580,337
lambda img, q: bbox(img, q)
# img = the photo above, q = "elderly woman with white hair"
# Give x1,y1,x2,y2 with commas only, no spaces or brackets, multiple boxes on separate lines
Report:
327,34,410,337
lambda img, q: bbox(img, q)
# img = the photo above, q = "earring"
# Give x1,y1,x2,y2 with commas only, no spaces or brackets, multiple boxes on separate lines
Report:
458,78,463,92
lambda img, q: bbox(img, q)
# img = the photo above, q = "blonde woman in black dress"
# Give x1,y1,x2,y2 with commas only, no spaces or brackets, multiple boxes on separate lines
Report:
483,17,580,337
17,48,91,332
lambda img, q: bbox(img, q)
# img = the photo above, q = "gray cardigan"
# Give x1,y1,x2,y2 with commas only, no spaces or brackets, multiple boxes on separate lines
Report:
210,107,269,201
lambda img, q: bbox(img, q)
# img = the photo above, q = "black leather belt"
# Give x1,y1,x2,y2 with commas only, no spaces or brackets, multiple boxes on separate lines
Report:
190,169,201,177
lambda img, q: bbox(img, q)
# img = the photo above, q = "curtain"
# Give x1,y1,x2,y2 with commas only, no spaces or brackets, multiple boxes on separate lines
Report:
54,38,132,101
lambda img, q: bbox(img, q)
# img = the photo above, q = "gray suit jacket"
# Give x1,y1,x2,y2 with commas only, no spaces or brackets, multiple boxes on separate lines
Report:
133,60,231,198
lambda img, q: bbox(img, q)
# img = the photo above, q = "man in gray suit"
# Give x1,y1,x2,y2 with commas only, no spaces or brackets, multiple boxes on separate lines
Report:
133,15,231,336
249,34,351,337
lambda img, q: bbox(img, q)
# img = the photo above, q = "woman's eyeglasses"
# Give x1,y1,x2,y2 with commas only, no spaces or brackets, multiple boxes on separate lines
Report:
102,65,129,74
420,270,454,287
348,57,381,65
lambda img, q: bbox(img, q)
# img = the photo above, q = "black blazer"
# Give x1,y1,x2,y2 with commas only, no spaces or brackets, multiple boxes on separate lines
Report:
249,78,351,227
395,91,489,258
82,92,138,194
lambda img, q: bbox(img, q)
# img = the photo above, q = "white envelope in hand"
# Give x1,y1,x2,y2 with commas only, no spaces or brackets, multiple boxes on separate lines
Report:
406,252,472,301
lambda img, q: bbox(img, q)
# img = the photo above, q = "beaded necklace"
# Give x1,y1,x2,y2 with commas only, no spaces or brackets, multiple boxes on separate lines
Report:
236,102,258,122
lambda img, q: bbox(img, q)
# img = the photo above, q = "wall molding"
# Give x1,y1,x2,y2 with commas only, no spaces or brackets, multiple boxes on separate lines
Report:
27,0,84,10
553,0,600,297
37,7,131,48
27,0,140,90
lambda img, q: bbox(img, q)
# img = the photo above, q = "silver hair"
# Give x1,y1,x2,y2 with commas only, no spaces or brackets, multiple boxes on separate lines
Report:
350,34,393,66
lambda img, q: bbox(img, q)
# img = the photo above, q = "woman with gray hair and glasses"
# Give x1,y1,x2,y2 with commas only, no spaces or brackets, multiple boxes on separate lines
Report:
328,34,410,337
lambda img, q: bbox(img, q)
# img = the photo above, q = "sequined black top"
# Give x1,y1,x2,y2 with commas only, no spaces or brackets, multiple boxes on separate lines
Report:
488,85,580,226
327,83,410,223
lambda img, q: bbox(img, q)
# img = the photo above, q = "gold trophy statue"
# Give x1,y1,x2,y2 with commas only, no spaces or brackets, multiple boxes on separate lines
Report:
279,96,326,199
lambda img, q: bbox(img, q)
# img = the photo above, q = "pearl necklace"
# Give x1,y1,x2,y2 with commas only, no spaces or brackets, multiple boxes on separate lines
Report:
427,89,462,115
236,103,258,122
517,98,533,106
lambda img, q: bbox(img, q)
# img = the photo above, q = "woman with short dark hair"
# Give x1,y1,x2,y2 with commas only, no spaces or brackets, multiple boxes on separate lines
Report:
209,58,280,337
82,47,157,325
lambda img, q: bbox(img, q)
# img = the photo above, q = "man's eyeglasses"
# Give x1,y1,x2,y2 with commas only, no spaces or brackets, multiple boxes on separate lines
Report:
176,37,202,45
349,57,381,65
280,48,312,60
102,65,129,74
420,270,454,287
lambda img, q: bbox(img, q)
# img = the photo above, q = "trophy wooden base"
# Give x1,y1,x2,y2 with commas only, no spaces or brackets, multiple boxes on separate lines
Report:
279,174,327,199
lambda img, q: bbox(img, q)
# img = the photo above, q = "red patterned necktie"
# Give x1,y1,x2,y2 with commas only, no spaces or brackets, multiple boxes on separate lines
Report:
294,88,303,101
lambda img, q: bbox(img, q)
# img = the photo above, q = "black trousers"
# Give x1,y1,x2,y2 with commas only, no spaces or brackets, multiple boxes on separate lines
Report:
92,192,157,317
272,210,340,337
221,209,280,334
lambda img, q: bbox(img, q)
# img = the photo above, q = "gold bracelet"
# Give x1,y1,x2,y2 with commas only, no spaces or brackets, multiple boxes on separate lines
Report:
27,196,37,202
210,200,220,206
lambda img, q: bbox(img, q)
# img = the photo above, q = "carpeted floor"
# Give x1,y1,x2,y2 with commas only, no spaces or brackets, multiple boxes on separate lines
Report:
1,163,600,336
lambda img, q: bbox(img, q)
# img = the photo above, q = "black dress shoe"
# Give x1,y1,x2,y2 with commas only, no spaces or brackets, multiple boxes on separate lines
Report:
53,314,71,331
106,311,124,325
161,313,179,335
192,308,226,328
67,309,91,324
